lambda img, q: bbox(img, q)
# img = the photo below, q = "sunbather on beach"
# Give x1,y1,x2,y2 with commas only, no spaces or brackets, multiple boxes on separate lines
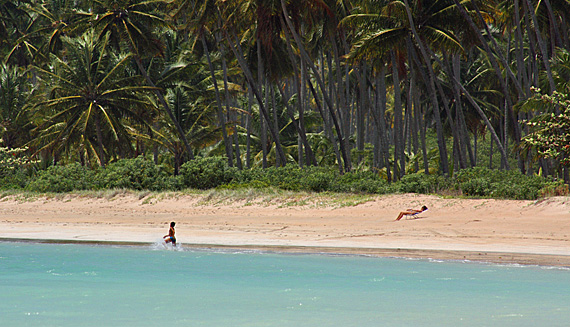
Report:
163,221,176,245
395,205,428,221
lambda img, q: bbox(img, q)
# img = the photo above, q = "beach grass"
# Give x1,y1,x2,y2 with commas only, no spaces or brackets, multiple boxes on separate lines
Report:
0,188,380,209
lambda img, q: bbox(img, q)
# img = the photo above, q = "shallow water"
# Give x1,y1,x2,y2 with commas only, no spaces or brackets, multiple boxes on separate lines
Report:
1,242,569,327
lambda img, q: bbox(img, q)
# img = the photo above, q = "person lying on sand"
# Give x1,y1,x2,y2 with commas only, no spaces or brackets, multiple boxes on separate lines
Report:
395,205,428,221
163,221,176,246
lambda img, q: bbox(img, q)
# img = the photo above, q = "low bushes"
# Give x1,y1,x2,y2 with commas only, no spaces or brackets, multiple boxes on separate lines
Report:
98,157,176,191
454,167,561,200
2,156,566,200
179,156,236,190
26,163,97,193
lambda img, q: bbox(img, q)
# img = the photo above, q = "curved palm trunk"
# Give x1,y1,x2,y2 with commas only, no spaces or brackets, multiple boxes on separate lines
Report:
401,0,449,176
523,0,557,97
279,14,317,166
453,0,522,142
223,30,287,166
202,33,233,166
221,50,242,169
280,0,351,172
433,53,510,169
391,51,404,178
307,79,343,173
452,54,475,167
133,55,194,161
257,41,268,168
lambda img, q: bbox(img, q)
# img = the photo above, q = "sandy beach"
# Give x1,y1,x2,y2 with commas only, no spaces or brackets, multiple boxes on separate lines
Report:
1,192,570,266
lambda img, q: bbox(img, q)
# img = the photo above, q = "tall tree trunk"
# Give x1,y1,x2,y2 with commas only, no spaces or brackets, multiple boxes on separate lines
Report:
246,87,253,168
452,54,475,167
257,41,268,168
410,75,421,172
271,84,280,167
206,31,233,166
133,55,194,161
279,15,317,166
377,66,392,182
433,53,510,168
94,112,106,167
399,3,450,175
220,48,242,169
391,51,404,178
523,0,557,97
453,0,522,144
224,30,287,165
277,85,316,167
307,79,343,173
543,0,563,50
514,0,531,97
280,0,351,172
357,63,367,165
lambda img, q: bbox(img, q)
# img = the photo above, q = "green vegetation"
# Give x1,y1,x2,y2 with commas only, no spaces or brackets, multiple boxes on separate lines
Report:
1,1,569,200
1,155,565,200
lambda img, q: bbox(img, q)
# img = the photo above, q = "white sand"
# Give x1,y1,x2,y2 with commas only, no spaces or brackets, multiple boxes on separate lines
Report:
1,193,569,266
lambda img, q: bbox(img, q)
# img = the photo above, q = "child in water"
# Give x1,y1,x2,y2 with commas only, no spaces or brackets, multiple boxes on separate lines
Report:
163,221,176,246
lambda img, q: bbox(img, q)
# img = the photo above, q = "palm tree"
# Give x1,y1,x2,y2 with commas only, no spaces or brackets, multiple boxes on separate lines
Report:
25,0,90,60
280,0,352,172
0,63,33,149
1,0,35,66
217,1,289,166
86,0,195,160
343,0,469,176
30,31,158,167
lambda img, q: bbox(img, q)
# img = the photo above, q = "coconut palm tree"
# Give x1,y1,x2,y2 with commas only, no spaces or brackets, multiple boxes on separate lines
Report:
0,63,33,149
343,0,469,176
25,0,90,60
280,0,352,172
1,0,35,66
85,0,195,160
30,31,158,167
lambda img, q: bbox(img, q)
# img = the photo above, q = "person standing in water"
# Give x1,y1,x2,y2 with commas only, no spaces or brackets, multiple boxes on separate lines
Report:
163,221,176,246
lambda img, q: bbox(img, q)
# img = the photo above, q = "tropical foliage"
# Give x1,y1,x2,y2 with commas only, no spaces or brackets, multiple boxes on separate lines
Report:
1,0,569,192
521,90,570,168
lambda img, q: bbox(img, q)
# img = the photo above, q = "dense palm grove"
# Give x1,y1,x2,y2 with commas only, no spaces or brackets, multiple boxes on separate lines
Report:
1,0,570,187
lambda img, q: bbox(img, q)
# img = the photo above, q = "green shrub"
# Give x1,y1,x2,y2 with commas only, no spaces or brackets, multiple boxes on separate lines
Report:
459,177,492,197
26,163,97,193
395,173,451,194
302,171,332,192
179,156,236,189
331,170,389,194
15,155,567,200
454,167,563,199
97,156,175,191
0,169,30,190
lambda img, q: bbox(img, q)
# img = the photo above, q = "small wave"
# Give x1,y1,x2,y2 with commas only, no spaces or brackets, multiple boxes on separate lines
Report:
150,239,184,251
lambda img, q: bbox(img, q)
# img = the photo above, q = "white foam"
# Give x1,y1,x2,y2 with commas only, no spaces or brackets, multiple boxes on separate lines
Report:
150,239,183,251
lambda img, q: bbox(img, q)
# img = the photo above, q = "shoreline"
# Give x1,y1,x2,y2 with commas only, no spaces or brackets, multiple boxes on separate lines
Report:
1,192,570,267
4,237,570,268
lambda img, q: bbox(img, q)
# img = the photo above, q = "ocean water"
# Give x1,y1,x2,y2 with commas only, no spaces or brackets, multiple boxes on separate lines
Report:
1,242,569,327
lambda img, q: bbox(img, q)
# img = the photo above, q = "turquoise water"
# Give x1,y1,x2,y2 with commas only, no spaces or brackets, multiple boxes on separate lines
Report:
1,242,569,327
